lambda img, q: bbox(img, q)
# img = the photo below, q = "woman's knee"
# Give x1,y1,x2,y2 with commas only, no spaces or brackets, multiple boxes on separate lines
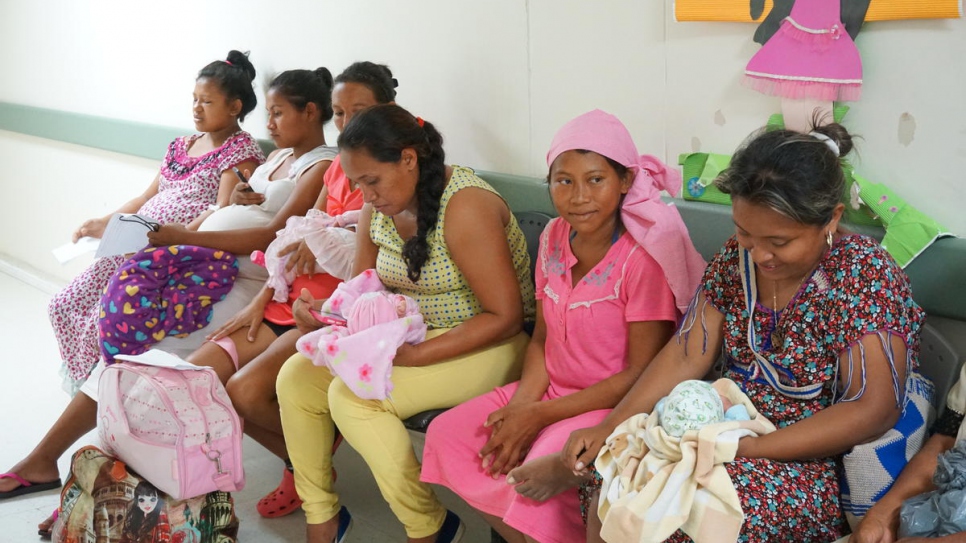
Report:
225,372,268,418
328,377,386,427
276,354,323,404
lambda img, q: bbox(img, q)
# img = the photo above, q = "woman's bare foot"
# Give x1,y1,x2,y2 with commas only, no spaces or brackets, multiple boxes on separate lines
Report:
306,519,338,543
38,510,57,538
306,507,351,543
505,453,587,502
0,456,60,493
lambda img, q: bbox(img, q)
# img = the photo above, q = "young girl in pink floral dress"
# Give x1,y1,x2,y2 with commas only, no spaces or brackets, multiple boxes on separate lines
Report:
49,50,264,393
420,110,706,543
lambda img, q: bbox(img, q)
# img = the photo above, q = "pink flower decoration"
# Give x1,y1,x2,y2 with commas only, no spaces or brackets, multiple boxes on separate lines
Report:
330,297,343,311
359,364,373,382
889,206,899,213
879,195,889,204
326,341,339,356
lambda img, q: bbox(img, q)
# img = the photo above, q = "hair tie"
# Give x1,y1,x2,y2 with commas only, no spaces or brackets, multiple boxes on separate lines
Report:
223,60,234,67
391,77,399,88
809,131,840,157
415,116,425,128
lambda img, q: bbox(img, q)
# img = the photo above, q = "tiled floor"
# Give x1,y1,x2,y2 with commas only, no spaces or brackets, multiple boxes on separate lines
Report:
0,270,492,542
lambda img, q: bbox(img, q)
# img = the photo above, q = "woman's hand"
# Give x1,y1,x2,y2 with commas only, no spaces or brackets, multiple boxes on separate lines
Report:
735,435,761,458
849,517,897,543
147,224,192,247
280,241,319,276
562,424,613,476
850,504,900,543
391,343,420,367
73,217,109,242
228,180,264,206
292,288,324,334
479,402,546,476
206,298,269,343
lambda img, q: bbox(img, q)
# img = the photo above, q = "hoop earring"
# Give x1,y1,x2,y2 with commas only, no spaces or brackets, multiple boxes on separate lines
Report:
826,230,834,248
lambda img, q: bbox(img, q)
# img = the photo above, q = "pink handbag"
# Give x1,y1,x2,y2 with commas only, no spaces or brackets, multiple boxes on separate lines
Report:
97,350,245,499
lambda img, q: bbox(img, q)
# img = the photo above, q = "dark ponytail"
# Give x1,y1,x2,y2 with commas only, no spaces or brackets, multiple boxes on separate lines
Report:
197,50,258,122
268,67,335,124
715,118,855,226
338,104,445,282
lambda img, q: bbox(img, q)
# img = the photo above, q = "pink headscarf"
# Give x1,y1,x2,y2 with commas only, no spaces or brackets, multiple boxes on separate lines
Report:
546,109,706,314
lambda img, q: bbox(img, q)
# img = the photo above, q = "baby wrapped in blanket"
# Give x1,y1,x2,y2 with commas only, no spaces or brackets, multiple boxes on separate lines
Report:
295,269,426,400
595,378,776,543
252,208,359,303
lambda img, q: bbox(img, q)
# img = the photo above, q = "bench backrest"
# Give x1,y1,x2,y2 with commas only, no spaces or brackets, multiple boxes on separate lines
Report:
478,169,966,410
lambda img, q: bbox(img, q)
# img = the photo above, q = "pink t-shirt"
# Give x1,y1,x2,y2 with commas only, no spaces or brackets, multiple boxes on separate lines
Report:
537,217,678,399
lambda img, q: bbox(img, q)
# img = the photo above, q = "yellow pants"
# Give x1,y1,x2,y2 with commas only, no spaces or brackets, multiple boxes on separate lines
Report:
277,329,528,538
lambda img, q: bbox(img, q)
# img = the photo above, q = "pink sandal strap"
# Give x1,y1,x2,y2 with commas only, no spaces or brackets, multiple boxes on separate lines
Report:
0,472,31,487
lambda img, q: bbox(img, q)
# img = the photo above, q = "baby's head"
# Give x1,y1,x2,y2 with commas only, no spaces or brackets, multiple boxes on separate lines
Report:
656,380,725,437
347,292,417,333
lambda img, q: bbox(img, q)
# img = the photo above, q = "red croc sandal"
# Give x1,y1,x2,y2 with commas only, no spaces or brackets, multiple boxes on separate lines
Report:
256,467,302,518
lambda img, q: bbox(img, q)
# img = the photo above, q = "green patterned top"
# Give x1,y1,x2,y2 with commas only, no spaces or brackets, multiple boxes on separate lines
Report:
370,166,535,329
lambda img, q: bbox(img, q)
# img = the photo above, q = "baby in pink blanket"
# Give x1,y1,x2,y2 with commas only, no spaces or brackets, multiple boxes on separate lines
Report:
252,208,359,303
295,269,426,400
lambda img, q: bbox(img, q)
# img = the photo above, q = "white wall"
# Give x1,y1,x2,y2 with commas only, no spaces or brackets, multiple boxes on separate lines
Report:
1,0,964,282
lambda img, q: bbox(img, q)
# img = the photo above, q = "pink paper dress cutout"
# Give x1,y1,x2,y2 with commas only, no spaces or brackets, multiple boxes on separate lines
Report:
744,0,862,102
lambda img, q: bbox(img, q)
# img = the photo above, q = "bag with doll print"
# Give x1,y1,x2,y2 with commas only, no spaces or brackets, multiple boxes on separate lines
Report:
51,445,239,543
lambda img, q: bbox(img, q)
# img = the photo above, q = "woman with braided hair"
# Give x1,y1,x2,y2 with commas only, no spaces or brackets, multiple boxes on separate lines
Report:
277,103,535,543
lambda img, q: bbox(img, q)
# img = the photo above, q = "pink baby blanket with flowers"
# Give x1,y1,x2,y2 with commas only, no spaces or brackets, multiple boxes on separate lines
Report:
295,269,426,400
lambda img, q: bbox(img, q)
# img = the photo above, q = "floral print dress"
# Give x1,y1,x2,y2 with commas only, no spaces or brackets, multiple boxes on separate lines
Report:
584,235,923,543
49,131,263,391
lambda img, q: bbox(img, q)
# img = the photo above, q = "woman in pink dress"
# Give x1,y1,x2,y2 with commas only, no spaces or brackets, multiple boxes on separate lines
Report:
420,110,706,543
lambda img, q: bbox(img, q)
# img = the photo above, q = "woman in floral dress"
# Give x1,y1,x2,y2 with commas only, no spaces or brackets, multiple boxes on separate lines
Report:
49,50,264,393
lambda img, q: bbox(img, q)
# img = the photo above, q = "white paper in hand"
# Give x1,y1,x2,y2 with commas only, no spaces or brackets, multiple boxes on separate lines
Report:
94,213,159,258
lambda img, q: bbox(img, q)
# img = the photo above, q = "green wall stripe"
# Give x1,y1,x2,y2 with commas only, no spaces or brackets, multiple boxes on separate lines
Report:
0,102,275,160
3,101,965,321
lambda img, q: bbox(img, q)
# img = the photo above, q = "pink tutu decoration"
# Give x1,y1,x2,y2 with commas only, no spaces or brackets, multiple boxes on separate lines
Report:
744,0,862,102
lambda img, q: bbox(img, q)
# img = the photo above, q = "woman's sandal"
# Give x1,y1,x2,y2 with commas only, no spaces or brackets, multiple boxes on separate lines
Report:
256,467,303,518
38,508,58,540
